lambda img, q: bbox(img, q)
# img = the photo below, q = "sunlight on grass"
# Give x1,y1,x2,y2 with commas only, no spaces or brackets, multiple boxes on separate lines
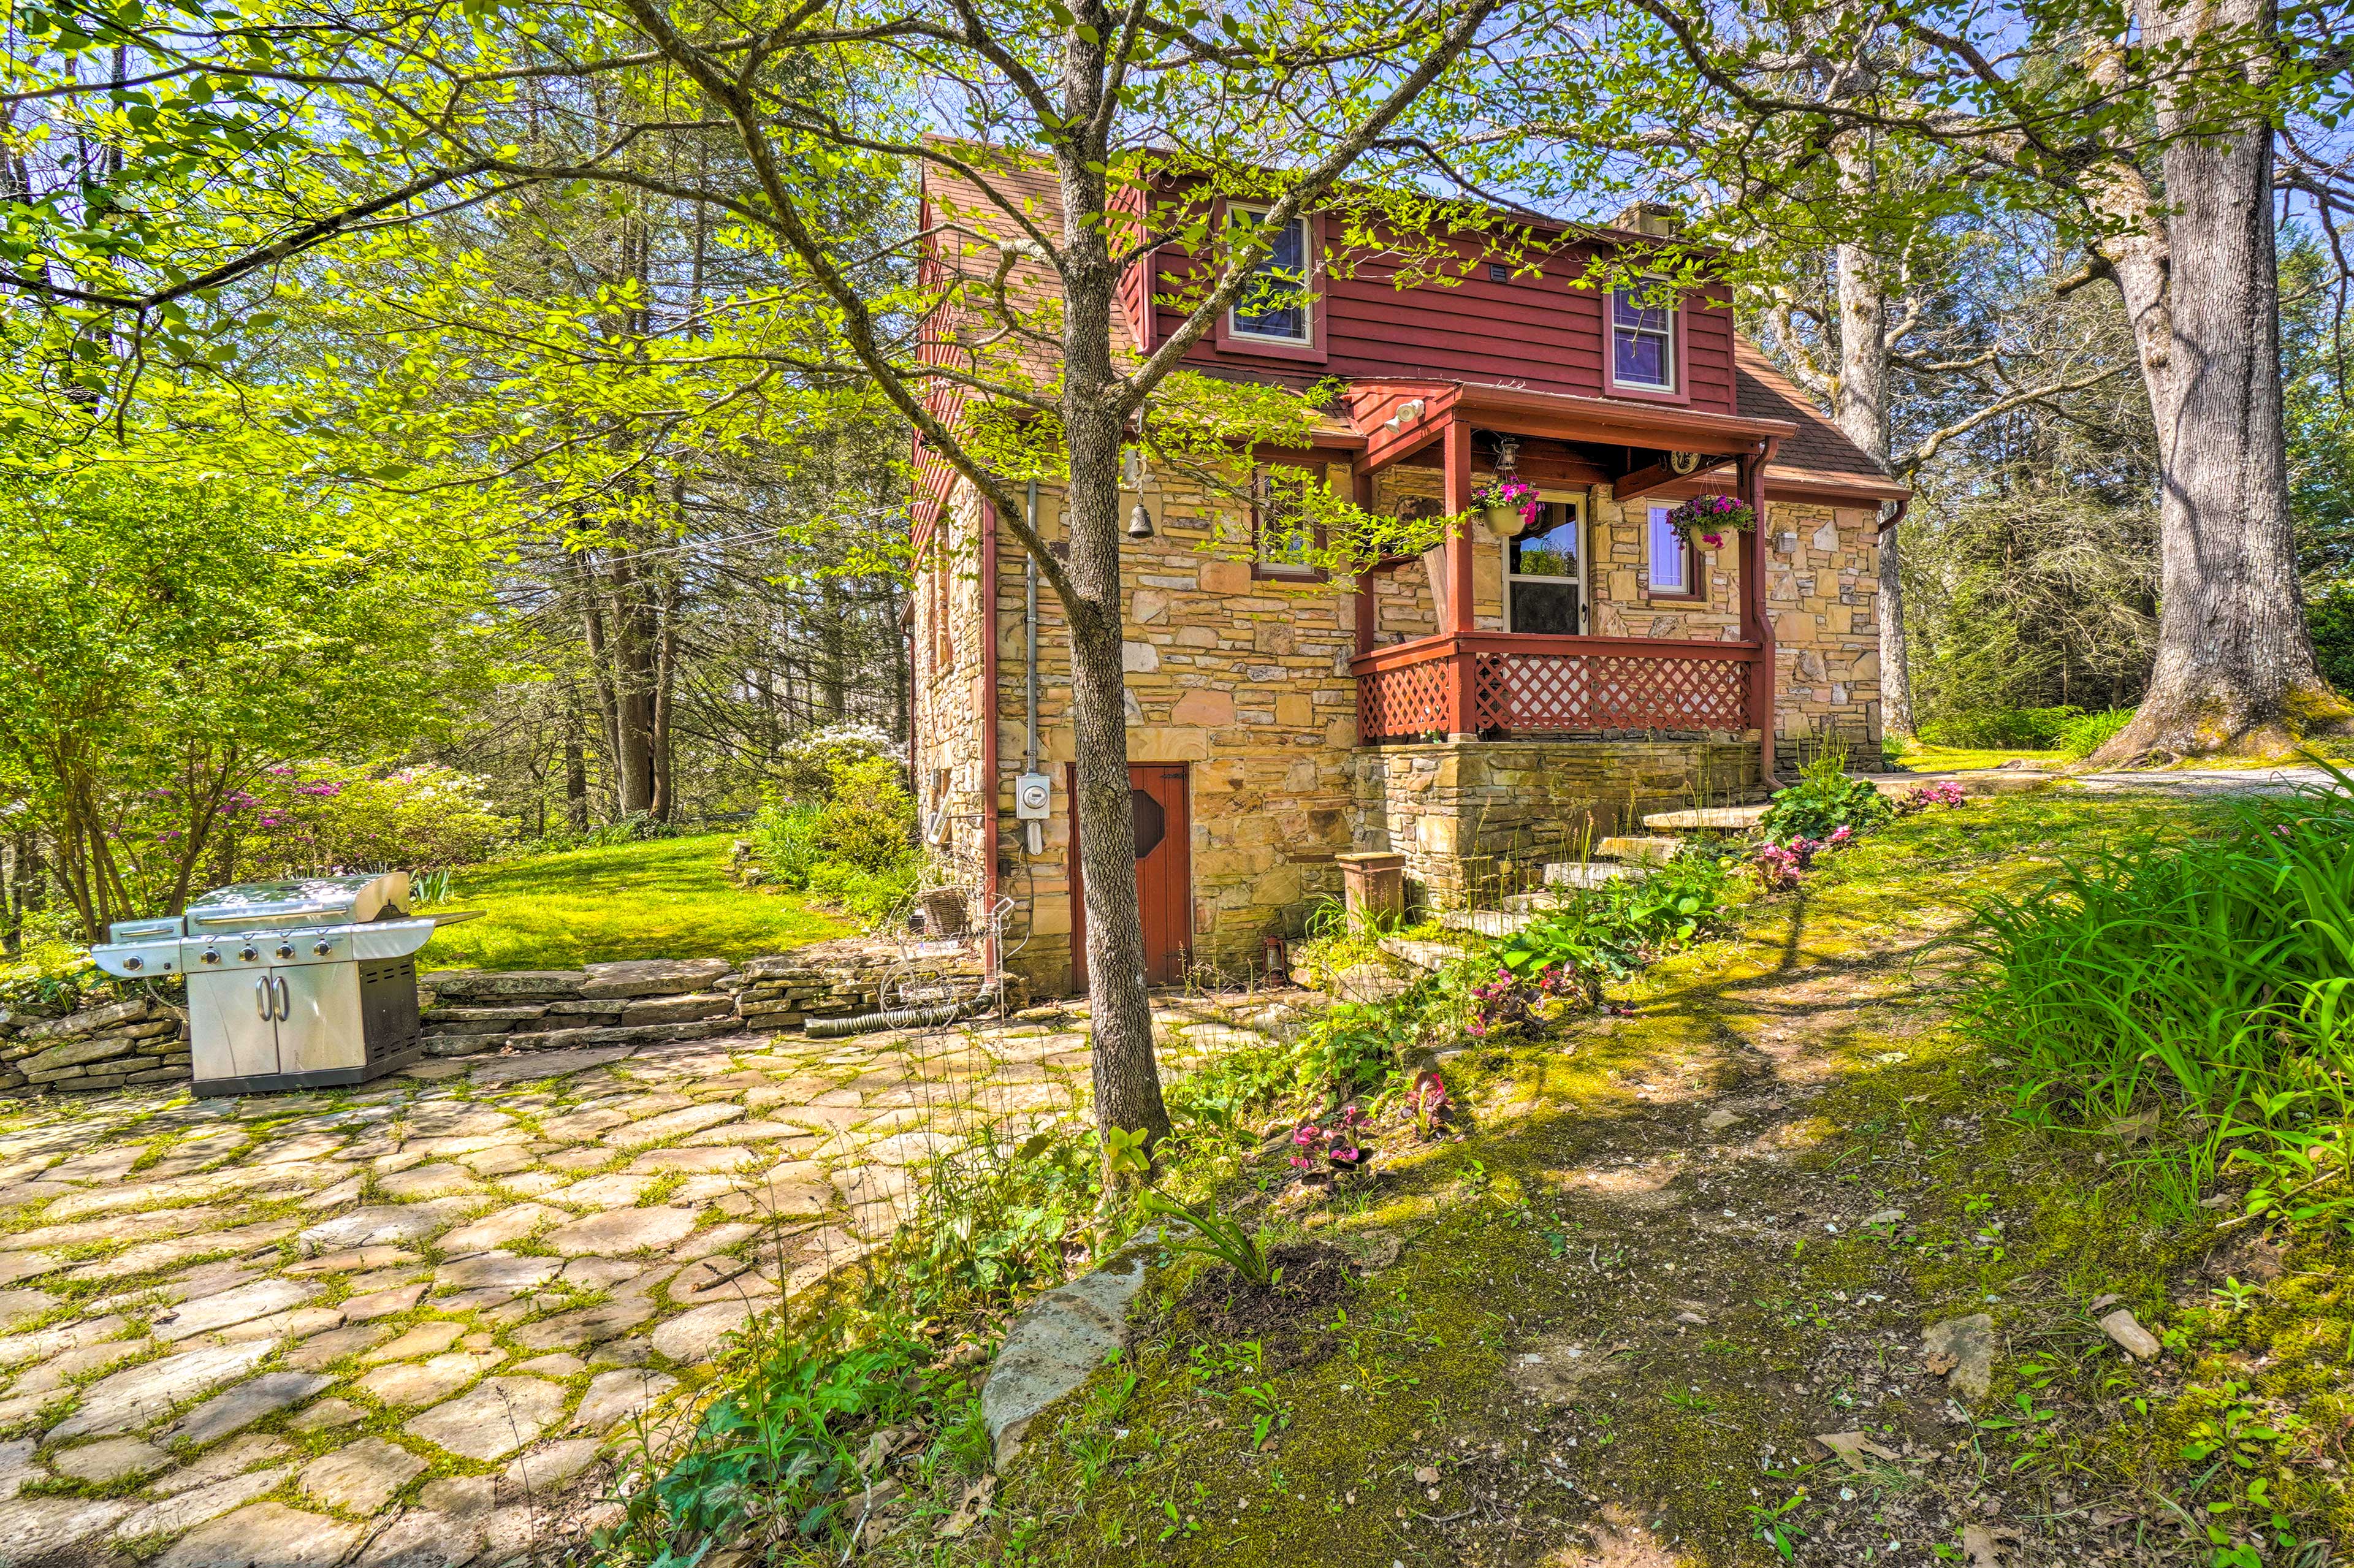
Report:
1894,739,2066,773
415,832,855,972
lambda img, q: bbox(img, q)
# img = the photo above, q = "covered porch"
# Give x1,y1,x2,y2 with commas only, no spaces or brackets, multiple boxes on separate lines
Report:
1341,380,1799,774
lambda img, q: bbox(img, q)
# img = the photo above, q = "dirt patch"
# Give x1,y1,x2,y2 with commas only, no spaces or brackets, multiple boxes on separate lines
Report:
1176,1240,1354,1344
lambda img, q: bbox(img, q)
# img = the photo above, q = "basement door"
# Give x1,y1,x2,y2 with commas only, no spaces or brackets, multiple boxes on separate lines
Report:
1070,763,1193,990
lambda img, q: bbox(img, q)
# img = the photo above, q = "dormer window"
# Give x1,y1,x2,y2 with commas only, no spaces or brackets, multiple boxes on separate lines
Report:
1612,285,1676,391
1227,207,1311,344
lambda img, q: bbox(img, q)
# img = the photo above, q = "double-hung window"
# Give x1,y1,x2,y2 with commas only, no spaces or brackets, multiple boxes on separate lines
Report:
1228,207,1312,345
1252,466,1321,579
1612,284,1677,392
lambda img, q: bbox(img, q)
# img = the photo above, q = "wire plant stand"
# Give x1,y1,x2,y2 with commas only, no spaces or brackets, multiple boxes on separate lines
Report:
875,837,1020,1019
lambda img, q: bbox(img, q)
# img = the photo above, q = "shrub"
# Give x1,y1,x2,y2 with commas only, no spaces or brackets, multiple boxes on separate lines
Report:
770,723,900,804
2056,707,2135,759
745,752,918,926
808,859,918,925
1917,706,2083,751
815,756,916,874
230,760,507,876
1757,752,1893,847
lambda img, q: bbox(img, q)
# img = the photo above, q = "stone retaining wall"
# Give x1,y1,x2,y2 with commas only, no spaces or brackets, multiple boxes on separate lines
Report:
0,994,192,1097
419,939,1005,1056
1,935,1008,1097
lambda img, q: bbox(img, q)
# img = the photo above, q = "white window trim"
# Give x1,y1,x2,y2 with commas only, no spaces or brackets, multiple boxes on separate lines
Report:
1226,204,1314,346
1503,492,1588,633
1612,279,1678,392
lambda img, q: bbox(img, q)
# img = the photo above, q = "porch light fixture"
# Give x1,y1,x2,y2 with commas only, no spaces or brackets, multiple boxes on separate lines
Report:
1127,501,1156,539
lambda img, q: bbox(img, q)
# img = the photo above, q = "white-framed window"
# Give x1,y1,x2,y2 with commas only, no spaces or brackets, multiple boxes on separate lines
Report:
1251,465,1322,579
1612,284,1676,390
1504,497,1586,633
1227,206,1312,344
1646,504,1699,598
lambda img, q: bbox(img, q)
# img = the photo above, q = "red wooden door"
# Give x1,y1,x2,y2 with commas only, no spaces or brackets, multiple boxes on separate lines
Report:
1070,764,1192,989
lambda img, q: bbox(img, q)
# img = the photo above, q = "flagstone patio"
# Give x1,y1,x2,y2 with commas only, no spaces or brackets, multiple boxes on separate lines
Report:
0,1007,1202,1567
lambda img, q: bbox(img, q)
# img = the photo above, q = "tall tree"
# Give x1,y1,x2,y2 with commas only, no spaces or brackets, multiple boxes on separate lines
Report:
0,1,1569,1159
1578,0,2353,758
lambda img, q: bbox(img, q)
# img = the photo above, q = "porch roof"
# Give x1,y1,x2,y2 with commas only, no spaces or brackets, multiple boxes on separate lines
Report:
1346,378,1797,470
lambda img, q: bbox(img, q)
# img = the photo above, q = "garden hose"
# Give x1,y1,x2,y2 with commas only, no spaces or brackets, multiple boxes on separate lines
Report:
805,997,985,1039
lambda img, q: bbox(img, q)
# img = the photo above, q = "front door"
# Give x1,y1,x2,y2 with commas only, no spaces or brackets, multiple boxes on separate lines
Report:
1070,763,1194,989
1506,498,1587,633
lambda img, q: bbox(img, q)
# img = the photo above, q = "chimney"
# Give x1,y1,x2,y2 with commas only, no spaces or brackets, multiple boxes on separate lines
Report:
1611,200,1683,238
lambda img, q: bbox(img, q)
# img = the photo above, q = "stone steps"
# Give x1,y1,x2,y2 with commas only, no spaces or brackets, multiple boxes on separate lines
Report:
1596,835,1682,866
1376,935,1471,972
1643,803,1769,832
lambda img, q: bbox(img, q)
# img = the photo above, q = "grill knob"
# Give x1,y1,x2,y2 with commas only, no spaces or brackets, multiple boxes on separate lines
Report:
275,943,296,960
312,940,333,957
200,950,220,965
238,945,259,962
122,956,143,972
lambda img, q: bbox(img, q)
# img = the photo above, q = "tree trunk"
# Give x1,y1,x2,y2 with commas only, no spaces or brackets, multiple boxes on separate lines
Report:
607,548,658,816
1054,29,1171,1160
562,682,590,832
649,565,680,822
1830,131,1917,742
2092,0,2345,760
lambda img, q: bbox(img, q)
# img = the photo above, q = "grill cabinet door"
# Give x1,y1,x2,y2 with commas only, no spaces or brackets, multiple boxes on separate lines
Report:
187,969,280,1081
275,960,367,1076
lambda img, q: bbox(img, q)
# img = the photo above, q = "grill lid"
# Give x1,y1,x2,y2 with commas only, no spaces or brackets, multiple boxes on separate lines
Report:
172,872,412,936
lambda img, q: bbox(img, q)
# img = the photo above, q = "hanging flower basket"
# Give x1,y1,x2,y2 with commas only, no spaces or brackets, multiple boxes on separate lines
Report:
1666,492,1753,550
1471,477,1542,535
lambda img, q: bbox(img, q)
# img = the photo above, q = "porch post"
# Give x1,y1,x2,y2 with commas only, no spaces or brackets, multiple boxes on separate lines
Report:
1442,419,1476,737
1741,443,1781,786
1352,462,1377,657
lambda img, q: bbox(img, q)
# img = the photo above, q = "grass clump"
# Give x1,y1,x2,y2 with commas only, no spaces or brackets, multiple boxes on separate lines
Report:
1963,763,2354,1215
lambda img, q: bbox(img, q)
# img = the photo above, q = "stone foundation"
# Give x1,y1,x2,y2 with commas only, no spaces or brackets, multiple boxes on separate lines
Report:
1351,737,1762,908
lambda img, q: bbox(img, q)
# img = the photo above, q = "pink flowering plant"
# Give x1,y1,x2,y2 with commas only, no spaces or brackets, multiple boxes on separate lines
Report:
227,761,507,878
1892,780,1969,815
1289,1104,1371,1171
1407,1070,1449,1137
1466,959,1598,1040
1471,477,1544,529
1665,492,1754,549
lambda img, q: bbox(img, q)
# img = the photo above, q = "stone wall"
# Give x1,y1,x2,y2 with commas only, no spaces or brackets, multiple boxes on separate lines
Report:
0,995,191,1097
0,937,1005,1098
915,468,1365,998
419,943,1006,1057
1352,737,1761,908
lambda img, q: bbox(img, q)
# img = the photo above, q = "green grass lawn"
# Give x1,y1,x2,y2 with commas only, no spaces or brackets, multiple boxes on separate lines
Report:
1892,737,2069,773
415,832,855,973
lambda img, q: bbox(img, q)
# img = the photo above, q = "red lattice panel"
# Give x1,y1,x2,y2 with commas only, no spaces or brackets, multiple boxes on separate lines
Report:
1358,659,1452,741
1472,650,1748,735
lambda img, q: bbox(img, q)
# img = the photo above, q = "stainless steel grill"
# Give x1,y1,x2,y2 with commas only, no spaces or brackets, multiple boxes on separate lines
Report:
88,872,476,1097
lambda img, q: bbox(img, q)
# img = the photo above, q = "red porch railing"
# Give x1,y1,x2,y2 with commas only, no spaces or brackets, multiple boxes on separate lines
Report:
1350,632,1766,743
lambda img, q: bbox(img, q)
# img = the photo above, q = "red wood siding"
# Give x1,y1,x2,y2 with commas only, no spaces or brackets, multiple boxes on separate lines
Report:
1136,229,1737,416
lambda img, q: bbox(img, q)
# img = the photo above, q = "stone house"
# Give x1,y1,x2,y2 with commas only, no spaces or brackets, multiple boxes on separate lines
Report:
907,153,1906,998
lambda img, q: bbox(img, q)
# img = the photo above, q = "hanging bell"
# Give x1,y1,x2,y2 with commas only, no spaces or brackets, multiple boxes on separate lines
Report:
1127,502,1156,540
